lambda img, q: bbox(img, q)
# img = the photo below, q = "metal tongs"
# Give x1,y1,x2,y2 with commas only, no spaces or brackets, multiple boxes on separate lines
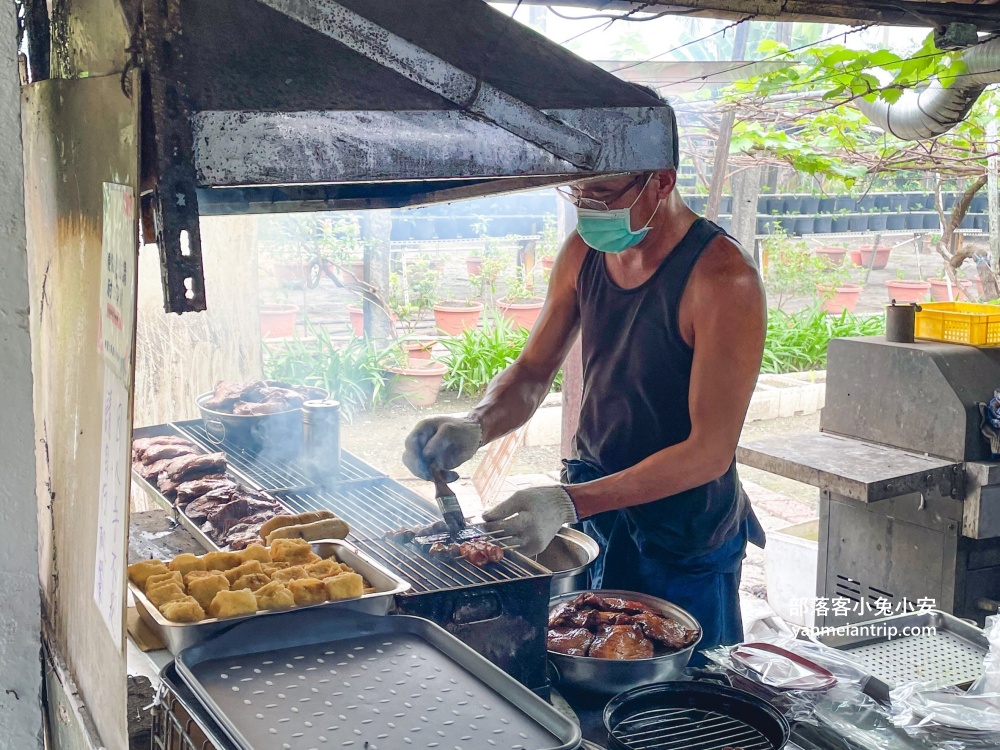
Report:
432,469,467,538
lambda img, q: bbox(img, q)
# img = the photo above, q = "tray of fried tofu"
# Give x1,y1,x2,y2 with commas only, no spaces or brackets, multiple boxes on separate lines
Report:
128,539,409,654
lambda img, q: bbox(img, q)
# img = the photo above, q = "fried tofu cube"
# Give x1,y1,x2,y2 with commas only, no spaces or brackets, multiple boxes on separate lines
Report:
261,562,290,576
304,559,341,579
144,571,183,593
224,560,264,584
254,581,295,611
127,559,169,589
147,583,187,609
167,553,207,575
231,573,271,592
202,551,242,572
324,572,364,601
287,578,328,607
237,543,271,564
159,596,206,623
270,565,309,583
183,570,215,586
304,552,323,564
270,538,313,565
207,589,258,619
187,573,230,610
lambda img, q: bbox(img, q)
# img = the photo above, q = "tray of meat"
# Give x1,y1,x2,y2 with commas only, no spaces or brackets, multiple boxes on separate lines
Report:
546,590,702,696
132,428,290,551
196,380,326,456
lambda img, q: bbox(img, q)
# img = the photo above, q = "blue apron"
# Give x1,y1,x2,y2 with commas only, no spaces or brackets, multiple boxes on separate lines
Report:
562,458,765,663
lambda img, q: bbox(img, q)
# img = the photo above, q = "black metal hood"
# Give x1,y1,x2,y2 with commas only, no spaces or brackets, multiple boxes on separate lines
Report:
140,0,677,312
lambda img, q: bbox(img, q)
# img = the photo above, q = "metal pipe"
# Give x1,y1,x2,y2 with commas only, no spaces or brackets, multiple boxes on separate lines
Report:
856,36,1000,140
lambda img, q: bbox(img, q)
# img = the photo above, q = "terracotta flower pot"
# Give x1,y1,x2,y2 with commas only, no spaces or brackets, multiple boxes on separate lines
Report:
342,260,365,286
858,245,891,270
259,303,299,338
433,301,484,336
813,247,846,266
387,360,448,408
348,305,397,337
273,262,309,286
928,277,973,302
847,250,863,266
402,339,436,364
817,284,862,314
540,257,555,272
497,297,545,331
885,279,930,304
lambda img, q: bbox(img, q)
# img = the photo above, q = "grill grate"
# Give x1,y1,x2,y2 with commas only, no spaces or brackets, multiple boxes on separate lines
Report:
176,421,545,594
844,630,985,687
610,707,772,750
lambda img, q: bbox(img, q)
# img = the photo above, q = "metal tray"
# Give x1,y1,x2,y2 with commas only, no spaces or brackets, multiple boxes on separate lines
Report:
157,661,237,750
175,608,582,750
813,609,988,702
133,540,410,654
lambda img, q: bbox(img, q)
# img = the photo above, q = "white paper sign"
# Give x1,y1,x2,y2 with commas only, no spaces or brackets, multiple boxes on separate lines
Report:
93,365,130,651
98,182,136,387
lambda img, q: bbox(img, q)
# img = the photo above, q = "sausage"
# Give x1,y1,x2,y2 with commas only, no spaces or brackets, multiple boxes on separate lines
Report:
265,517,350,545
259,510,335,541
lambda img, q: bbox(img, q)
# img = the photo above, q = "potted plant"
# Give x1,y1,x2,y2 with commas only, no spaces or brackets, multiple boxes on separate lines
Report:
383,347,449,407
815,255,861,314
928,273,973,302
885,271,931,303
388,257,442,361
762,229,829,311
858,244,892,270
433,299,484,336
260,302,299,338
813,246,846,266
537,217,559,273
497,273,545,331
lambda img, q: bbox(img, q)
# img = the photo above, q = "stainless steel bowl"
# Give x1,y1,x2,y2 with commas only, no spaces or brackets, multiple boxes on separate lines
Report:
196,388,327,456
532,528,599,597
547,589,702,696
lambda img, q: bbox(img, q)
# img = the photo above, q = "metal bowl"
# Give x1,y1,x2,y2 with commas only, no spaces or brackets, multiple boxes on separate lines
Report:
532,528,599,597
547,589,702,696
196,388,327,455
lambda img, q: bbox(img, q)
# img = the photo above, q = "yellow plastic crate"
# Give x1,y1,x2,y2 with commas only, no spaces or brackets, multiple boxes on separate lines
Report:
914,302,1000,346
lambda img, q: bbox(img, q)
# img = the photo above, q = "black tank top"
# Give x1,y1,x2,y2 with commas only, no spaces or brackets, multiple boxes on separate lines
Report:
573,217,749,556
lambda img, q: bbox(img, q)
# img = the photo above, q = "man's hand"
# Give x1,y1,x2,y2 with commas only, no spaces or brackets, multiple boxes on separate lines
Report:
482,486,578,556
402,416,482,481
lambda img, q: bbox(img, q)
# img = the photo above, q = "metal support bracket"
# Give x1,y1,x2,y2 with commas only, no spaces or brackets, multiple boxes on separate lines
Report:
253,0,602,170
142,0,207,313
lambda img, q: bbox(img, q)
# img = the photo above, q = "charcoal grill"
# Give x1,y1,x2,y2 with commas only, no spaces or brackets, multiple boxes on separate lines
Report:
739,337,1000,627
611,707,773,750
138,419,553,693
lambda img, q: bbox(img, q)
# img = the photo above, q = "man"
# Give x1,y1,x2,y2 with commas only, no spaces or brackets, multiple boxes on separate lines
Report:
403,118,767,653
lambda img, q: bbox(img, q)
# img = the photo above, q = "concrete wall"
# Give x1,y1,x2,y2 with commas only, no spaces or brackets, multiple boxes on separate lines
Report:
0,0,43,745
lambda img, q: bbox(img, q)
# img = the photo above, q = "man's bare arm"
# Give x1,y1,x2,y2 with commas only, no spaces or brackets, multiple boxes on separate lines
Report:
566,237,766,517
468,235,587,444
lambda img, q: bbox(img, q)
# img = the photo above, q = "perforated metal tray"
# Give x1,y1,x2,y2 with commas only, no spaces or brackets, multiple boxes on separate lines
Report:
814,610,988,702
176,608,581,750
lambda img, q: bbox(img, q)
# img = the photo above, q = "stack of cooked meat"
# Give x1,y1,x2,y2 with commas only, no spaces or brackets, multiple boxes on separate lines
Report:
202,380,326,415
547,592,699,659
131,435,287,550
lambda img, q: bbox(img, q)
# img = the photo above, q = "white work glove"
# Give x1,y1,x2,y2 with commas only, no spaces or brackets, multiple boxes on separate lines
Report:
482,486,579,556
403,416,483,482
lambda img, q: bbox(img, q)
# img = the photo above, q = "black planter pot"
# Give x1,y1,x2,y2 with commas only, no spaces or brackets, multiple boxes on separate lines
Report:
887,195,907,211
687,196,706,213
972,195,988,213
801,197,821,214
719,196,733,214
390,220,414,242
886,214,906,231
757,217,774,234
923,213,940,230
858,196,876,212
793,217,814,236
413,220,436,240
868,214,888,231
435,218,459,240
905,214,923,230
944,193,957,210
835,197,855,212
908,197,926,211
783,198,804,214
717,216,733,232
819,198,837,214
849,215,869,232
874,195,891,211
832,217,850,233
814,216,833,233
975,215,989,231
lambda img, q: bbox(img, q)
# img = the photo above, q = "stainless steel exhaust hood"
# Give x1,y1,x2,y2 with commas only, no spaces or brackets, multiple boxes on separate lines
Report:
139,0,676,312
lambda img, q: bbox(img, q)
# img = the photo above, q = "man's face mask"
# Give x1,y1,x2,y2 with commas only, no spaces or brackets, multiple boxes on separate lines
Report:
566,173,656,254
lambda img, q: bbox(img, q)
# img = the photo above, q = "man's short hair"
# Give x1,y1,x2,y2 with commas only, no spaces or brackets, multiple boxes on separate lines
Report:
631,83,679,170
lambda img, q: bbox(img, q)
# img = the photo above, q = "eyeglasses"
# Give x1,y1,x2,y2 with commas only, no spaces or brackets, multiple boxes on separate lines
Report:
556,173,650,211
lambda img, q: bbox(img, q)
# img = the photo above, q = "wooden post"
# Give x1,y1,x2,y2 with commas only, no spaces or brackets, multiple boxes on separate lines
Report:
362,210,394,346
988,120,999,270
556,198,583,459
705,20,751,222
730,166,762,254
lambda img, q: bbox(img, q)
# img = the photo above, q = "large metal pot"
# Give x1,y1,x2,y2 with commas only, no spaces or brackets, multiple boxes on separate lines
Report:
196,390,326,457
547,589,702,696
532,528,599,597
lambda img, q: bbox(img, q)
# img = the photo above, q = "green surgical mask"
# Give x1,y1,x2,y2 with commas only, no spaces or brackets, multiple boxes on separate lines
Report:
575,175,654,254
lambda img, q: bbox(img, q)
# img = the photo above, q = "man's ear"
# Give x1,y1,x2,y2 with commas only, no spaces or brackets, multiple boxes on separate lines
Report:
653,169,677,199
